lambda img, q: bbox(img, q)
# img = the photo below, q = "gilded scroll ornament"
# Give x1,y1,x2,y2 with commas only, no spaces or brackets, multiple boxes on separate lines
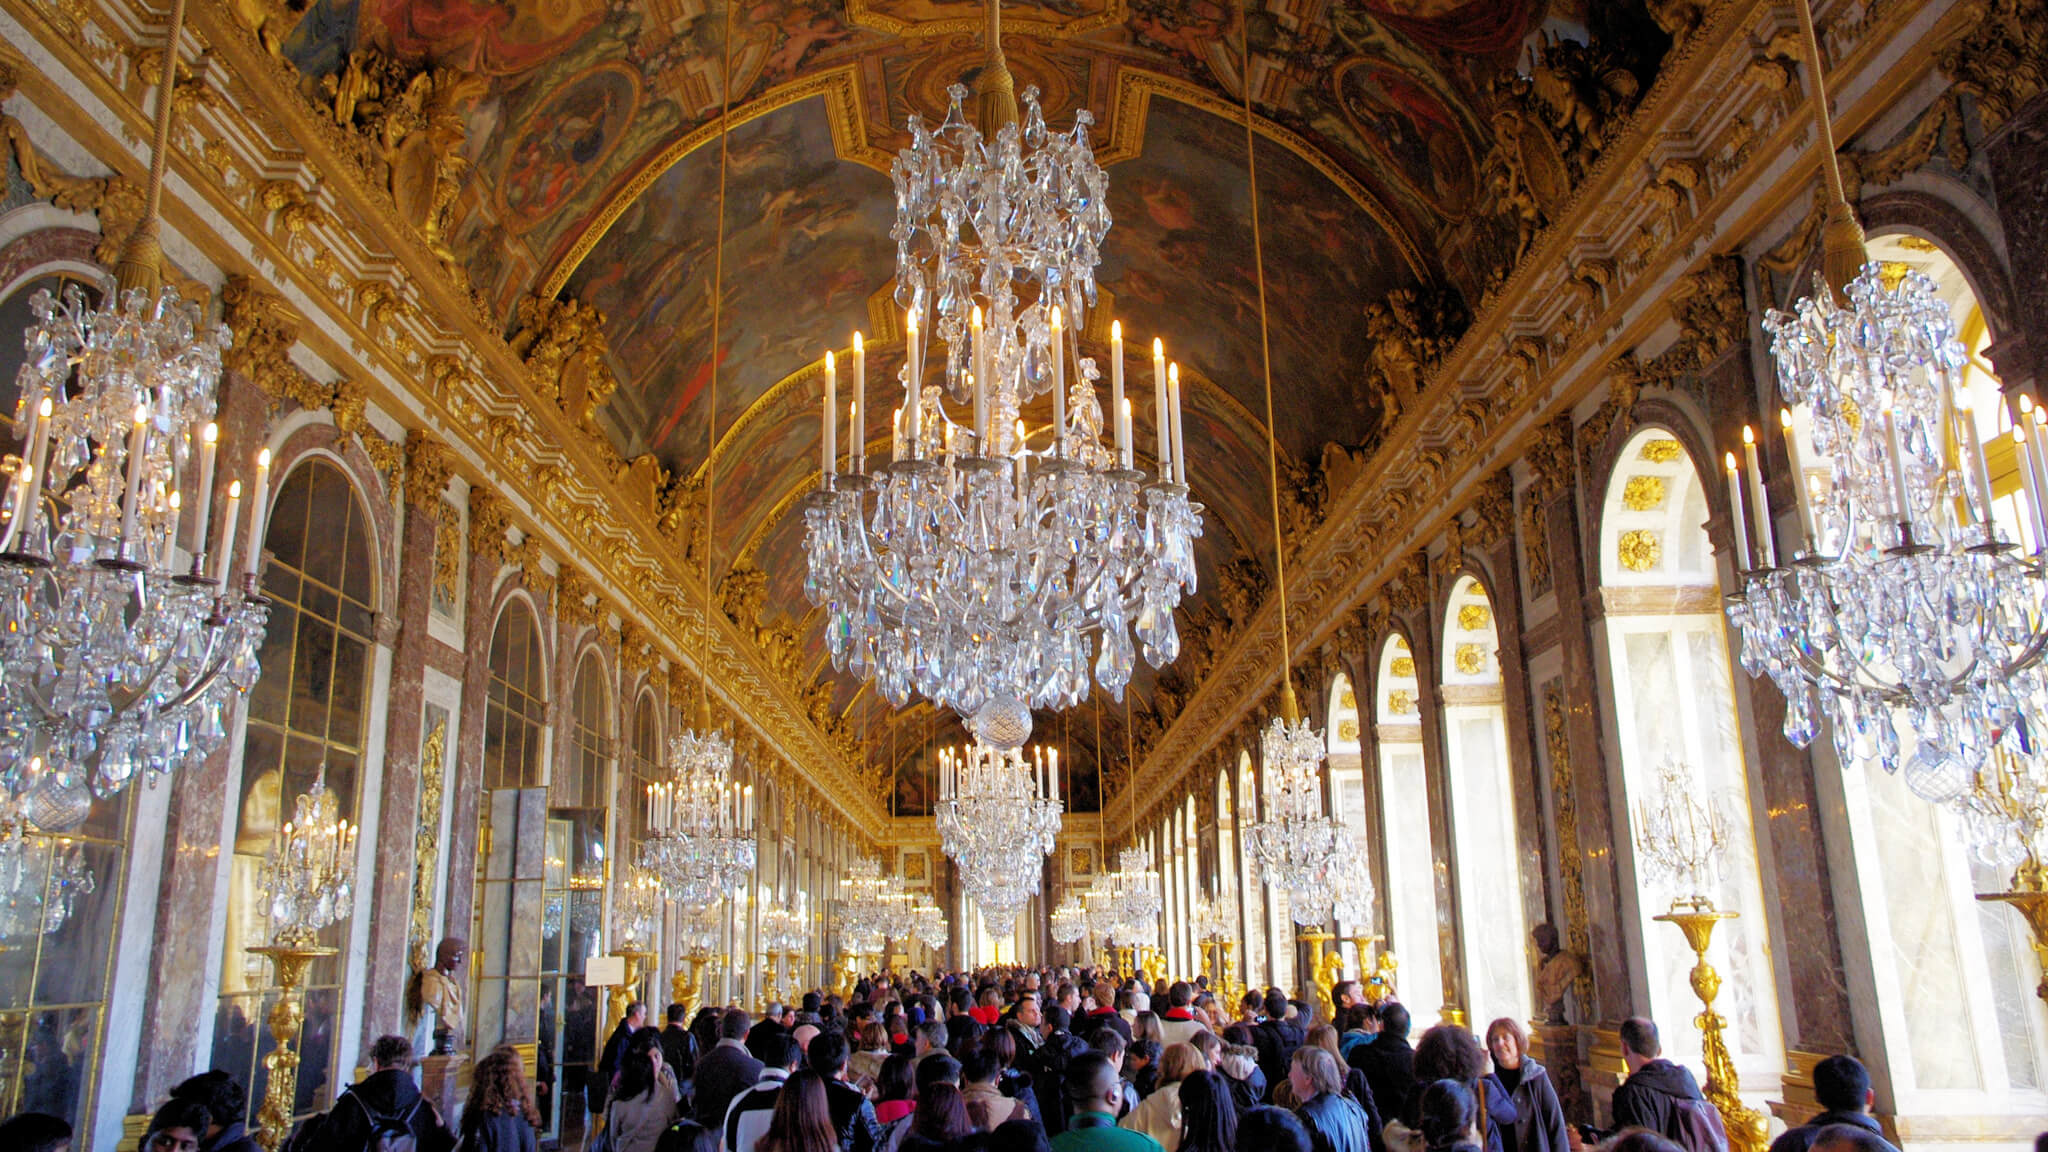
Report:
1540,683,1596,1014
407,715,449,970
431,506,462,612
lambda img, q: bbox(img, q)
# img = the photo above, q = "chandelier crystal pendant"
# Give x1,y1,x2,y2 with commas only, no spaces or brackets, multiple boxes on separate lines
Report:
640,730,756,906
802,0,1201,749
936,738,1062,933
257,771,358,948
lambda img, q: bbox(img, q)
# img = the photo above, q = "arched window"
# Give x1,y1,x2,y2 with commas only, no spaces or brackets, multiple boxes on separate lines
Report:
474,598,546,1085
0,272,128,1134
1327,674,1369,971
1601,426,1783,1093
1238,752,1267,989
216,458,377,1125
1215,767,1241,991
1181,794,1198,978
542,652,610,1134
1824,236,2048,1110
484,601,546,791
1375,634,1441,1024
1441,576,1531,1027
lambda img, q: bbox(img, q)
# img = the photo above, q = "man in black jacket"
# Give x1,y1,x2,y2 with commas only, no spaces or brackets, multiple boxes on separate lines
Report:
1291,1047,1372,1152
661,1002,697,1087
1611,1018,1712,1145
302,1035,453,1152
591,1001,647,1113
1349,1002,1415,1121
808,1031,885,1152
1766,1056,1900,1152
694,1008,766,1131
1253,990,1306,1099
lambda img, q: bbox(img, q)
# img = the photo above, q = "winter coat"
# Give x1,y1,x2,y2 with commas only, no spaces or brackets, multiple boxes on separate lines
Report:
1611,1060,1708,1144
1349,1034,1415,1130
605,1067,681,1152
1297,1091,1374,1152
1767,1111,1900,1152
304,1069,452,1152
1118,1080,1185,1151
459,1111,536,1152
1499,1060,1570,1152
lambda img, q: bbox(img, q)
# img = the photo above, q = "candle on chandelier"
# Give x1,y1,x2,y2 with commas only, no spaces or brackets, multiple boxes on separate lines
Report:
1724,453,1753,571
905,311,922,457
119,404,149,550
1121,398,1134,470
1883,408,1913,535
1168,363,1186,487
972,306,988,451
1051,308,1067,457
1110,321,1128,467
744,784,755,831
193,421,218,559
1152,338,1168,479
1963,392,1999,526
244,448,271,580
0,462,33,555
2014,426,2043,550
892,409,903,463
2031,408,2048,548
165,490,181,564
214,480,241,585
853,332,866,472
1778,409,1816,553
823,351,838,480
1741,426,1774,569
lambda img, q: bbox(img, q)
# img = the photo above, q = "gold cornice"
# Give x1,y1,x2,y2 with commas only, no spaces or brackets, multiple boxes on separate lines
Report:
843,0,1127,39
1099,0,1963,820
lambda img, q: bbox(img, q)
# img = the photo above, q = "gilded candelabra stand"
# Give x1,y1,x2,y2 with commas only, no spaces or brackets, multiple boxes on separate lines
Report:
610,951,655,1026
762,947,784,1008
247,941,337,1152
1976,854,2048,1004
1299,929,1335,1022
1653,904,1768,1152
673,945,712,1016
1114,944,1135,975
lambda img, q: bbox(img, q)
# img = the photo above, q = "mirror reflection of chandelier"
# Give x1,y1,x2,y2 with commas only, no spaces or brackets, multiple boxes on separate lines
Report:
912,900,949,952
257,773,358,948
1328,830,1377,937
0,833,94,941
613,863,664,952
936,740,1062,934
1099,846,1160,944
639,731,756,906
802,0,1201,750
1630,760,1730,913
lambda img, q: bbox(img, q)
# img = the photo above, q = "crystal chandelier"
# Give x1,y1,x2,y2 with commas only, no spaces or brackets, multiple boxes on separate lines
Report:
257,771,358,948
640,732,756,907
802,0,1201,749
1630,760,1730,912
1050,893,1087,945
0,831,95,941
837,855,891,954
1328,831,1377,937
1244,708,1340,922
936,739,1062,932
762,901,805,955
912,900,949,952
613,863,663,952
1105,846,1160,944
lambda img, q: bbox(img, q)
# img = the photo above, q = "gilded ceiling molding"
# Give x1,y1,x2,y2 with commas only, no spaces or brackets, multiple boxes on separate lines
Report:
843,0,1125,39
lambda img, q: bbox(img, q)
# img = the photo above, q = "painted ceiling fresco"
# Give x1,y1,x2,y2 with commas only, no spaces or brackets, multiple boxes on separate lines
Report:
269,0,1669,799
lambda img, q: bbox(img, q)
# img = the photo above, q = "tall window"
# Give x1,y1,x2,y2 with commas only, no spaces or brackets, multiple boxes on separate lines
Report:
1215,768,1241,993
474,600,547,1063
1237,753,1266,989
545,652,610,1139
484,601,546,790
216,459,376,1124
1375,635,1442,1023
1441,577,1531,1027
1327,675,1370,970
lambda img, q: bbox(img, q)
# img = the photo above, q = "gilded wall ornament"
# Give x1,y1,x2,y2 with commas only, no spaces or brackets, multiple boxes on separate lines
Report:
1457,604,1492,631
407,712,449,971
1622,475,1668,511
1337,718,1360,743
1618,529,1663,572
1454,644,1488,676
1390,656,1416,678
431,504,463,613
1387,689,1416,716
1638,438,1684,463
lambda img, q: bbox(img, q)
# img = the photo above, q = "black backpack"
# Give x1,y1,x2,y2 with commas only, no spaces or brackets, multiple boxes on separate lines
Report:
359,1095,425,1152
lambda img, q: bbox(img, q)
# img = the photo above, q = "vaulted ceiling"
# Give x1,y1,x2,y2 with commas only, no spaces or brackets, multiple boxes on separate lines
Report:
271,0,1669,810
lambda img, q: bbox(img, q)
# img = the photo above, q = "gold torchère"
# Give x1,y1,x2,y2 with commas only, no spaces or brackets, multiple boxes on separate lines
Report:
673,946,712,1016
1115,944,1135,975
1653,907,1768,1152
1218,939,1241,1007
1977,856,2048,1003
1199,940,1216,987
247,943,337,1152
1300,929,1335,1021
610,951,655,1026
763,947,784,1007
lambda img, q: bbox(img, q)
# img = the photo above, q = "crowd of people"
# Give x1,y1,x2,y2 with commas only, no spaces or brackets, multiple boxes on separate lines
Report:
6,966,1913,1152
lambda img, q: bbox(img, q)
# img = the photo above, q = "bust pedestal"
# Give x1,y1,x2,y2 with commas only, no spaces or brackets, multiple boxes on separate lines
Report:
420,1053,470,1126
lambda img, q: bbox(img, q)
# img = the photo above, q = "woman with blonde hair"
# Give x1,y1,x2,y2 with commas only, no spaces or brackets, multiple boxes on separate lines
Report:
1485,1018,1569,1152
1119,1041,1209,1151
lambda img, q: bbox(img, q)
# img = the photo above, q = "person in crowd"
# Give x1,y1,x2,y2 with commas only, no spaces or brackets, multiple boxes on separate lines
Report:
1049,984,1081,1034
1349,1004,1415,1135
0,1111,70,1152
757,1070,840,1152
753,1005,796,1065
898,1076,975,1152
915,1020,951,1068
875,1054,918,1126
696,1008,767,1131
1172,1070,1237,1152
1158,985,1205,1049
982,1026,1036,1116
595,1002,650,1115
1767,1056,1899,1152
1118,1042,1206,1151
974,989,1006,1027
1052,1053,1163,1152
986,1118,1057,1152
1126,1040,1162,1100
1610,1018,1713,1152
144,1100,214,1152
1485,1019,1568,1152
851,1020,895,1087
1290,1047,1372,1152
609,1029,682,1152
728,1033,804,1152
808,1032,886,1152
1810,1125,1896,1152
460,1045,541,1152
1089,1032,1139,1119
1253,991,1305,1097
1213,1027,1266,1114
949,1019,988,1064
1236,993,1264,1029
1338,1006,1379,1063
168,1071,259,1152
1083,981,1132,1046
655,1119,719,1152
1009,993,1048,1061
1236,1106,1313,1152
662,1003,698,1086
799,994,827,1030
1298,1024,1382,1147
1417,1079,1481,1152
302,1034,452,1152
1402,1025,1516,1152
1599,1133,1686,1152
963,1048,1028,1130
1132,1012,1164,1050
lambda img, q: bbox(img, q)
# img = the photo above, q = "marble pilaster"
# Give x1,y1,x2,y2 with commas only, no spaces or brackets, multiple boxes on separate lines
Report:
1985,93,2048,399
442,539,503,967
1404,590,1465,1018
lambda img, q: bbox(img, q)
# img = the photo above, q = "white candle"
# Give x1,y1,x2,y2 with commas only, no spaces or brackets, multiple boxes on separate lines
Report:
214,480,241,584
1885,409,1914,534
1,463,33,554
243,449,271,579
2014,426,2044,550
972,307,987,451
193,421,217,558
1725,453,1753,571
165,490,181,566
1110,321,1127,469
1051,308,1066,457
1742,426,1774,568
2030,409,2048,549
823,351,837,480
1964,396,1999,527
892,408,903,463
119,404,149,550
905,312,922,457
1779,408,1815,553
1168,363,1186,487
1121,398,1134,470
1152,338,1168,479
853,332,867,472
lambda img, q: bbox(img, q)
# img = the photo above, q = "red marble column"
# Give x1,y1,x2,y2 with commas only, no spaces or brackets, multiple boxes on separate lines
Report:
441,511,505,954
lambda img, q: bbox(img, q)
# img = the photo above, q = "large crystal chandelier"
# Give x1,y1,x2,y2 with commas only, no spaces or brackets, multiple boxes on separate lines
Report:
1722,0,2048,867
802,0,1200,749
257,772,358,948
836,855,890,954
640,732,756,906
0,0,269,814
1328,831,1377,937
613,863,664,952
912,900,949,953
1106,845,1160,943
936,739,1062,933
1631,760,1730,912
1050,893,1087,946
1245,706,1340,921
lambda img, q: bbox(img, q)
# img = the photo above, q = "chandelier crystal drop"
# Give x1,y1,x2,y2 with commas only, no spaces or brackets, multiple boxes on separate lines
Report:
640,729,756,906
1729,262,2048,864
257,772,358,948
803,69,1202,749
0,285,269,817
936,738,1063,933
1244,709,1341,922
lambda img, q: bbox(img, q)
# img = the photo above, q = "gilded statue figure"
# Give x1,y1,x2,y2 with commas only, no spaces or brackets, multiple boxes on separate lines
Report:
408,936,468,1055
1531,923,1585,1025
